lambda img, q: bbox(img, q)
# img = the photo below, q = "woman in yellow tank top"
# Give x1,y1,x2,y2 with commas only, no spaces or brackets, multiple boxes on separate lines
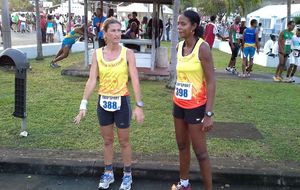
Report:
74,18,144,190
172,10,216,190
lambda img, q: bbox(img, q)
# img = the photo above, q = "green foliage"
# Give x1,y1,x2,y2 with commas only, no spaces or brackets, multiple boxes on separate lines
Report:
294,16,300,25
197,0,227,20
8,0,34,12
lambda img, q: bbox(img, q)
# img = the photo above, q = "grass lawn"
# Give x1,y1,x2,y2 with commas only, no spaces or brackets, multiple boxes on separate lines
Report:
0,47,299,163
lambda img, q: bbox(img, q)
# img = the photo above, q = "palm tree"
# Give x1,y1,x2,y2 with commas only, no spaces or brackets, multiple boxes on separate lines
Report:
224,0,262,16
1,0,12,49
166,0,180,89
35,0,43,60
287,0,291,22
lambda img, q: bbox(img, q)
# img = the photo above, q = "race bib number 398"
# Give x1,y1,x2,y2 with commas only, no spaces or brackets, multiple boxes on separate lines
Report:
100,96,121,112
175,82,192,100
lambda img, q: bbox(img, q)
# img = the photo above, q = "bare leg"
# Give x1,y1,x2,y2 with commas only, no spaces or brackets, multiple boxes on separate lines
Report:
275,54,286,77
117,128,132,167
100,124,114,166
52,46,70,63
189,123,212,190
174,118,190,179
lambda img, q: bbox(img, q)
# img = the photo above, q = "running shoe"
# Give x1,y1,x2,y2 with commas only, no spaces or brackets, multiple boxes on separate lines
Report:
231,68,238,75
246,72,251,77
291,77,296,82
174,182,192,190
238,73,246,78
282,77,293,83
50,61,61,68
225,67,232,72
273,76,282,82
119,174,132,190
98,172,115,189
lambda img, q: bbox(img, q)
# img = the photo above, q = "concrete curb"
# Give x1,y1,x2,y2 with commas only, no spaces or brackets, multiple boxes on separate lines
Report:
0,148,299,187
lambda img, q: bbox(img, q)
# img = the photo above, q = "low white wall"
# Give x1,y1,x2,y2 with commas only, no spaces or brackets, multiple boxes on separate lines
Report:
213,39,280,68
0,42,85,59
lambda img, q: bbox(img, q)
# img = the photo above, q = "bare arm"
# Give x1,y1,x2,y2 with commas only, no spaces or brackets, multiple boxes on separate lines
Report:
199,42,216,114
199,42,216,131
127,49,144,124
255,30,260,53
278,31,284,54
74,51,98,124
127,49,142,103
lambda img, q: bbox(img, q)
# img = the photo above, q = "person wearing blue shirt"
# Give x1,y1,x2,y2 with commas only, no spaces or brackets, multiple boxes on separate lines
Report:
93,8,106,48
240,19,259,77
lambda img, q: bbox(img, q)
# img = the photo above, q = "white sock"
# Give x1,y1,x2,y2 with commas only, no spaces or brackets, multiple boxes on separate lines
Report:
180,179,189,187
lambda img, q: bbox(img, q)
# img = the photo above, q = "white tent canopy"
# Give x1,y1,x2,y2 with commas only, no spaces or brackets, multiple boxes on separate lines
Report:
247,4,300,19
117,3,173,15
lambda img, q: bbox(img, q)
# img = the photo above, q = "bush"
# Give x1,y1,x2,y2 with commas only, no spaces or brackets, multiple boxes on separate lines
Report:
293,16,300,24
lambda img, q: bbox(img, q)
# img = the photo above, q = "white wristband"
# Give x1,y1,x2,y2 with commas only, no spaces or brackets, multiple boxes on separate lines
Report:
79,99,88,110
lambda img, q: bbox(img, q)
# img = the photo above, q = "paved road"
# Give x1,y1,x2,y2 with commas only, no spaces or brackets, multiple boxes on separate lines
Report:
0,173,296,190
0,31,61,46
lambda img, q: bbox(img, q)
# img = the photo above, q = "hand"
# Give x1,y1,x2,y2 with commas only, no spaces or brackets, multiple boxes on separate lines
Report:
231,44,234,50
74,110,87,124
132,107,144,125
201,116,213,132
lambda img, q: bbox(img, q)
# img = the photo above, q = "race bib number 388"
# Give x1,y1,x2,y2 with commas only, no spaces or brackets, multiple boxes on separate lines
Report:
100,96,121,112
175,82,192,100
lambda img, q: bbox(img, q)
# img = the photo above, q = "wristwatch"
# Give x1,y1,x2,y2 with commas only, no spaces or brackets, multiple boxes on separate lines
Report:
205,111,214,117
136,101,144,108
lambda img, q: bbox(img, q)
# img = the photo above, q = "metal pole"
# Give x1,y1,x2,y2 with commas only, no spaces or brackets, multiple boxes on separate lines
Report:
84,0,89,67
35,0,43,59
2,0,12,49
287,0,291,22
68,0,72,32
151,2,157,71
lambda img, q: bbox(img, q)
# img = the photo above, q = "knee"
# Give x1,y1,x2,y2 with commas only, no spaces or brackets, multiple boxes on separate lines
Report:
119,137,130,149
194,151,209,162
103,137,114,147
177,141,189,151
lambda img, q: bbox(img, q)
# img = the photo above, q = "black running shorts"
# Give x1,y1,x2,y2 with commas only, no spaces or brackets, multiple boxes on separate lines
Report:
173,103,206,124
97,96,132,128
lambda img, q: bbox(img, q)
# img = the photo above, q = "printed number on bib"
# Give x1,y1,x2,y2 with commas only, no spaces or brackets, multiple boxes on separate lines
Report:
100,96,121,112
175,82,192,100
285,40,292,46
293,50,300,57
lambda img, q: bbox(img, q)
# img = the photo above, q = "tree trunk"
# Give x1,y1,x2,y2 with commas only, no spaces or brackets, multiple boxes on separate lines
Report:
35,0,43,60
166,0,179,89
2,0,12,49
287,0,291,22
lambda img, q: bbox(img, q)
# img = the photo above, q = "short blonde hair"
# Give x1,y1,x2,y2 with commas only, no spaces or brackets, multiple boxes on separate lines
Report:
103,17,121,32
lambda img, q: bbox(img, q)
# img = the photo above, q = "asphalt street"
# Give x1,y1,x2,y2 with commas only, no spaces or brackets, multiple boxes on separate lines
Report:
0,173,296,190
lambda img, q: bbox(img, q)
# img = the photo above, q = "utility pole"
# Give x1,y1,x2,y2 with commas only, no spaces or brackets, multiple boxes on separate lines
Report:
35,0,43,59
2,0,12,49
287,0,291,22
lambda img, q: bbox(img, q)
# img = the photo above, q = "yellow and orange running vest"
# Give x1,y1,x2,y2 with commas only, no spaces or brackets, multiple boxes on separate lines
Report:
173,38,207,109
96,46,129,96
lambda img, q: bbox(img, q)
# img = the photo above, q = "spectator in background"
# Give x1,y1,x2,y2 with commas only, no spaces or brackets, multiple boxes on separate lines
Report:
56,14,65,42
19,14,27,33
258,23,263,42
147,17,163,47
107,8,114,18
93,8,106,48
127,12,140,36
239,17,247,46
40,14,47,43
123,22,140,51
204,15,223,49
46,14,55,43
165,17,172,41
273,21,295,82
120,16,126,33
140,16,148,39
264,34,277,57
126,13,132,29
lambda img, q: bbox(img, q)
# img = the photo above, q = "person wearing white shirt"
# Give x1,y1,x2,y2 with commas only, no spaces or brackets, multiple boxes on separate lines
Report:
56,15,64,42
285,28,300,82
258,23,263,42
264,34,277,56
